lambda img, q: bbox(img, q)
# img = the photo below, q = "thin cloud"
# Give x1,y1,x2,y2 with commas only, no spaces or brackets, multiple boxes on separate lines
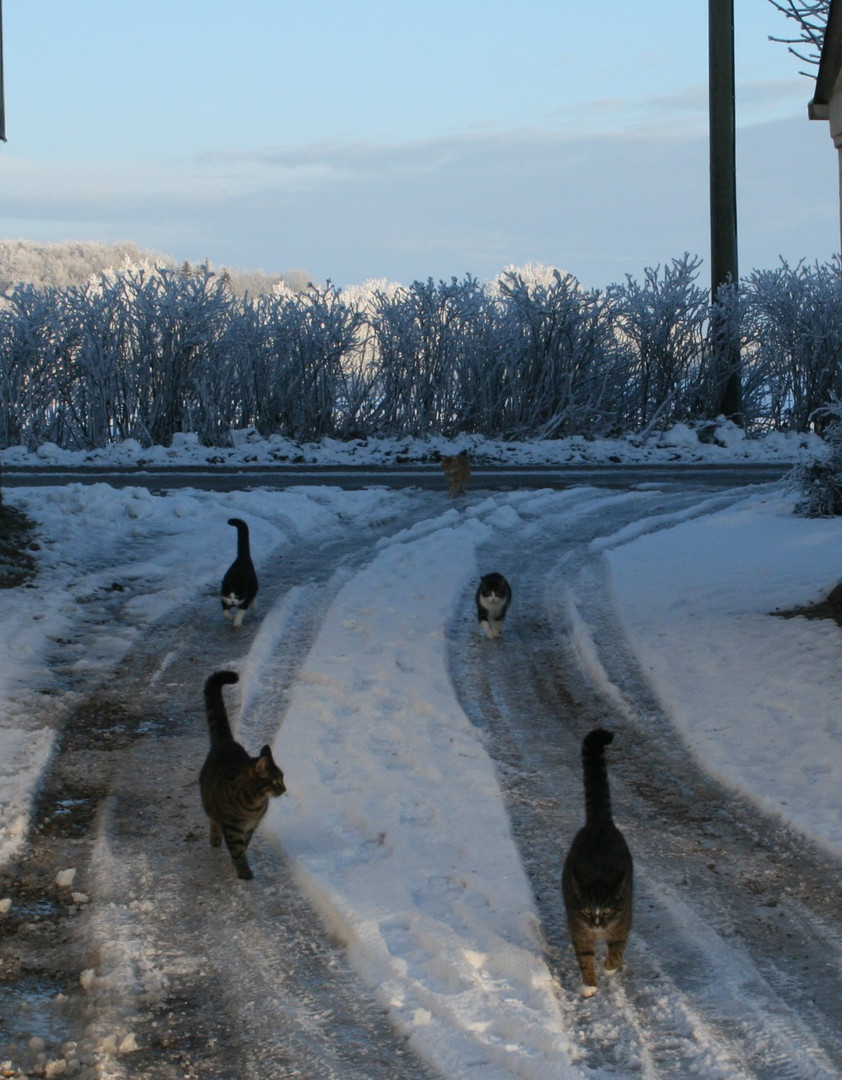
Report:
549,77,809,140
0,115,834,289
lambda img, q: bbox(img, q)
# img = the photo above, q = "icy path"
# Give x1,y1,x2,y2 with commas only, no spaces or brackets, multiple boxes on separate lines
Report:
270,500,576,1079
3,480,842,1079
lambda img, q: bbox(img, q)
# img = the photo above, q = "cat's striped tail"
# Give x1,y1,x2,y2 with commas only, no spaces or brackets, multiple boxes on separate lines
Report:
204,670,239,744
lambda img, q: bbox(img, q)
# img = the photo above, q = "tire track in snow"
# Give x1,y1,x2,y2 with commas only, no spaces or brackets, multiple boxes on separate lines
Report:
83,491,451,1080
448,484,842,1079
1,490,447,1080
560,515,842,1076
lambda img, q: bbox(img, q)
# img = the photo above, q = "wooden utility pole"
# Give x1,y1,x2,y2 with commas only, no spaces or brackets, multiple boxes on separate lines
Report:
0,0,5,142
709,0,742,421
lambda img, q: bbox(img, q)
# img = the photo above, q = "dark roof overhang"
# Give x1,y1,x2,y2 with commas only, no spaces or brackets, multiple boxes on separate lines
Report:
810,0,842,118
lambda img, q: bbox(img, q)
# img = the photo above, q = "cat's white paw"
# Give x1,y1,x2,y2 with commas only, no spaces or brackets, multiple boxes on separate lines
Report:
580,983,598,998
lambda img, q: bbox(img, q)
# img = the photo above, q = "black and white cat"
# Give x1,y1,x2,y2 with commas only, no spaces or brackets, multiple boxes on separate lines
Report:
475,572,512,639
221,517,258,627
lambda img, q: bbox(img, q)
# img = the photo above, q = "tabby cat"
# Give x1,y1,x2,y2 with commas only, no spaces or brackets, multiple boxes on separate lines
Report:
441,450,471,498
199,670,286,880
221,517,258,626
561,728,633,997
475,572,512,639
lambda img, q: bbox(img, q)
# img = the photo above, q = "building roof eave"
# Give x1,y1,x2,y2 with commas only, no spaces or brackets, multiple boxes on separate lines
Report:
811,0,842,115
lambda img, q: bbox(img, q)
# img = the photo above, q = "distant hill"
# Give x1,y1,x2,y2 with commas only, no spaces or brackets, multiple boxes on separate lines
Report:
0,239,311,296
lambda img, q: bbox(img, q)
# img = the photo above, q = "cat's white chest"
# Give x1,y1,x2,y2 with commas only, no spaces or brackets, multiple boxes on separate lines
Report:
479,594,507,619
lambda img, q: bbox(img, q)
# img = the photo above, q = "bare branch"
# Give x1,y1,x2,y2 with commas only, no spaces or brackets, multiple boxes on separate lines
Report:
766,0,829,73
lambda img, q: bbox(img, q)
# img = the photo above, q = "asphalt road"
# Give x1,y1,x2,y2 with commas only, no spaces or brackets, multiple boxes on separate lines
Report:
0,461,791,492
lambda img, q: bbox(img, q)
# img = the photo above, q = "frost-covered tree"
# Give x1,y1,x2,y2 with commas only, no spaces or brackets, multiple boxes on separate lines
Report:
0,239,173,295
0,239,308,301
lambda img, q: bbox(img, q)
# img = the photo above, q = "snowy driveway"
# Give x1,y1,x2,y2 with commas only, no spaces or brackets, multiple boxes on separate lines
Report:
1,477,841,1079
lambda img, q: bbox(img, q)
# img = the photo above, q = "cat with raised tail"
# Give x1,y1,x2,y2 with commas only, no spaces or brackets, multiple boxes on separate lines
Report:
199,671,286,880
221,517,258,626
475,572,512,639
562,728,633,997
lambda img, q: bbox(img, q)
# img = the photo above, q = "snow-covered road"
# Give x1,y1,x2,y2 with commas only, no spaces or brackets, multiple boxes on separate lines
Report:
1,477,841,1079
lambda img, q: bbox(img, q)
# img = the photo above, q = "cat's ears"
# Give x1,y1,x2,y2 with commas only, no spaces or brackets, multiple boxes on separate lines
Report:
256,745,275,773
571,868,628,895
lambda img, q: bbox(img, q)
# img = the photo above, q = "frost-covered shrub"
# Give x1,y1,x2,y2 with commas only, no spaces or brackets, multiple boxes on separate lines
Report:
3,253,842,450
0,283,77,449
496,267,621,437
219,283,363,442
607,254,711,433
366,275,505,436
743,259,842,433
789,400,842,517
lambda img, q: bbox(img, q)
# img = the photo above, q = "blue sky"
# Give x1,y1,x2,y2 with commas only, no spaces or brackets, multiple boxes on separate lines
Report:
1,0,837,287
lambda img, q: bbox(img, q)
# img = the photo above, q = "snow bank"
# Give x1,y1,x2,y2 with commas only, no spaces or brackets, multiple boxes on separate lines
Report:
274,509,577,1078
605,490,842,858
